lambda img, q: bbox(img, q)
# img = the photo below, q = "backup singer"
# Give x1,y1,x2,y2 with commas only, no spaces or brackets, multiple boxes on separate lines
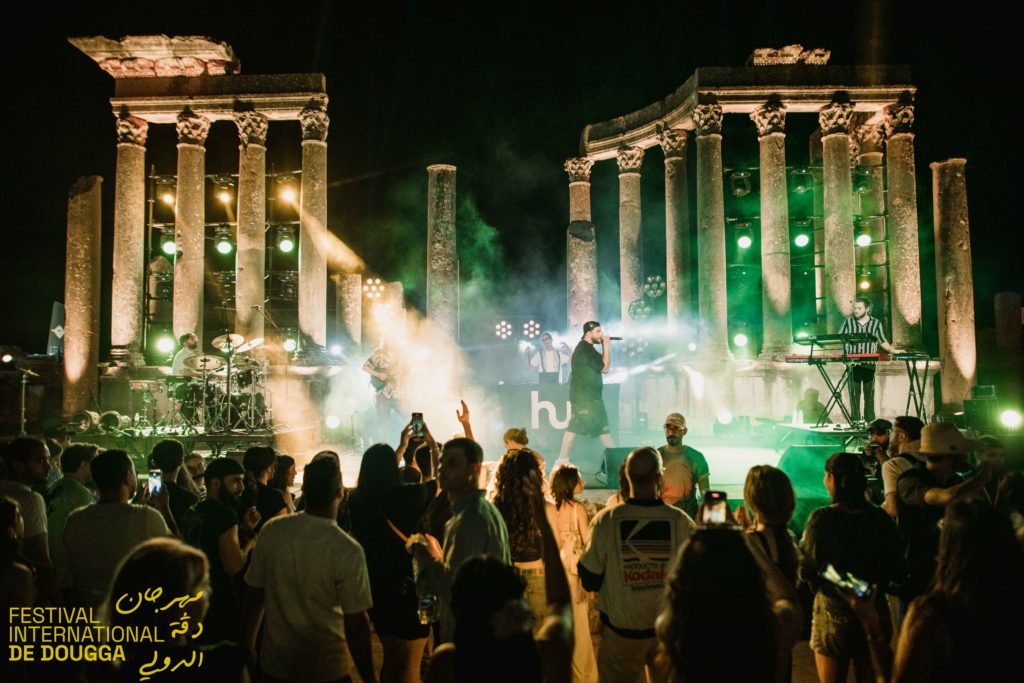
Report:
840,297,900,423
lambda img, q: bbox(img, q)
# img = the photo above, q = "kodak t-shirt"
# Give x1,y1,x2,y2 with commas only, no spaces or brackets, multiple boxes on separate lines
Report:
579,499,694,631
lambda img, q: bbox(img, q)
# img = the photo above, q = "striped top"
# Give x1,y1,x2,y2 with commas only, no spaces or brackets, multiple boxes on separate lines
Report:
840,315,889,355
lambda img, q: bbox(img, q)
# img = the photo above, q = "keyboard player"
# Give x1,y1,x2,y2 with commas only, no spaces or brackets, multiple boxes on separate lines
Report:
839,296,901,423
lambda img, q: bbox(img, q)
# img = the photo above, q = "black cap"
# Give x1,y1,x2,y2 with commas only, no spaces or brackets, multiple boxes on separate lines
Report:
867,418,892,434
583,321,601,335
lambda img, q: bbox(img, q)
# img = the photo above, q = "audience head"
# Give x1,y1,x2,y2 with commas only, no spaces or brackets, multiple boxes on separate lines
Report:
743,465,795,528
626,446,663,499
2,437,51,485
312,450,341,467
150,439,186,476
90,449,136,499
270,454,296,493
1,496,23,565
549,463,583,509
616,459,629,502
243,446,277,481
892,415,925,454
302,457,343,512
663,413,688,447
356,443,401,497
933,498,1024,611
803,387,820,402
439,438,484,497
184,454,206,495
919,422,978,476
102,538,210,639
824,452,869,508
203,457,245,505
493,449,544,557
45,438,64,469
658,529,776,682
503,427,529,450
60,443,98,482
451,555,542,681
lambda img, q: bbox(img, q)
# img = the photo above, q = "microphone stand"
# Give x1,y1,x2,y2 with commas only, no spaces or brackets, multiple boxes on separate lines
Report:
18,370,30,437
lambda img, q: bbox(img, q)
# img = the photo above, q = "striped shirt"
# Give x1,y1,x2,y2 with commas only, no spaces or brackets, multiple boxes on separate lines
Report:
840,316,889,355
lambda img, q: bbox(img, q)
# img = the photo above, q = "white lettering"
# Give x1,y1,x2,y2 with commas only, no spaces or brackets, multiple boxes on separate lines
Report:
531,391,571,430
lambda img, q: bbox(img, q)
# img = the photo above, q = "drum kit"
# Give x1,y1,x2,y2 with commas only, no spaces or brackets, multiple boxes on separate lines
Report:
168,334,273,434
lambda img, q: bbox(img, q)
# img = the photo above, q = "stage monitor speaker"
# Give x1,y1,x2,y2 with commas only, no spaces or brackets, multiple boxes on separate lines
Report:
777,445,836,533
963,398,994,430
599,447,638,490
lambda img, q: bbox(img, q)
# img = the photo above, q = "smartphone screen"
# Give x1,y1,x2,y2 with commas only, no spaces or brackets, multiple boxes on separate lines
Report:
821,563,873,599
148,470,163,496
411,412,425,438
702,490,729,525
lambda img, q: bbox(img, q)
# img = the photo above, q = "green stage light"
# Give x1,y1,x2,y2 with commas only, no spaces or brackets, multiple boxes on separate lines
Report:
859,279,871,291
276,225,296,253
733,333,749,347
283,338,297,353
325,415,341,430
794,233,810,248
161,235,177,255
856,233,872,247
1000,409,1022,430
737,235,753,249
716,410,733,425
216,238,233,254
155,336,175,354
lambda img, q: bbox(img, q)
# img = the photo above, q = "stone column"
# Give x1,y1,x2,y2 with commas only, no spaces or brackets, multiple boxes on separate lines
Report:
693,102,730,360
172,109,211,344
110,111,148,366
617,146,644,324
299,100,330,351
660,128,690,326
819,101,857,329
333,273,362,348
884,100,925,349
809,130,825,324
426,164,459,340
751,103,793,358
854,124,889,322
565,157,597,328
931,159,976,412
233,111,268,342
64,177,103,416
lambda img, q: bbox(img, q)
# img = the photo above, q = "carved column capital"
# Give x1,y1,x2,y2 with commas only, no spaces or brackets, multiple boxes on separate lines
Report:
616,146,645,174
234,111,268,148
855,124,885,155
884,102,915,137
300,104,330,142
658,127,688,158
750,102,786,137
115,110,148,146
692,103,723,137
176,109,211,145
564,157,594,183
818,101,855,136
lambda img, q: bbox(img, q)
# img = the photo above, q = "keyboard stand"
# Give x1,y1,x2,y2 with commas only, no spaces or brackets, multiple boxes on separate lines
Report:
812,359,856,427
902,357,930,421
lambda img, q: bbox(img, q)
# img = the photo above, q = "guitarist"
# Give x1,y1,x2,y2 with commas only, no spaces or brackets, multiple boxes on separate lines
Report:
362,338,404,442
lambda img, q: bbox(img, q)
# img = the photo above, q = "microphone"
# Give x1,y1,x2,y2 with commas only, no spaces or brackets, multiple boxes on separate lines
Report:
607,336,623,341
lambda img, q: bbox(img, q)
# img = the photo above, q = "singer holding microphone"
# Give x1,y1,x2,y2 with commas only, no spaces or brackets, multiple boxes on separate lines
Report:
556,320,617,464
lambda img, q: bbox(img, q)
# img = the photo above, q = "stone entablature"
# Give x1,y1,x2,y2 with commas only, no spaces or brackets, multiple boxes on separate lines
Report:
748,45,831,66
68,35,239,78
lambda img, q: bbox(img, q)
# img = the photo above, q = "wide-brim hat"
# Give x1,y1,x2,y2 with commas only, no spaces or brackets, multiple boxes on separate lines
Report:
918,422,984,457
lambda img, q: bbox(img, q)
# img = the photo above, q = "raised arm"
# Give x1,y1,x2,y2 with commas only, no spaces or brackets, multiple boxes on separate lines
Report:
456,400,474,441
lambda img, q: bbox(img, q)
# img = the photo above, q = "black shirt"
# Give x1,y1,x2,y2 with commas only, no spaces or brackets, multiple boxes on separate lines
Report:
896,468,962,599
165,481,198,530
194,498,241,641
252,482,287,532
570,340,604,404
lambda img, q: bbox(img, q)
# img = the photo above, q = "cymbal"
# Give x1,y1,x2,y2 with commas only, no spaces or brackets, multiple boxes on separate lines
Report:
236,337,265,353
185,354,225,371
211,333,245,351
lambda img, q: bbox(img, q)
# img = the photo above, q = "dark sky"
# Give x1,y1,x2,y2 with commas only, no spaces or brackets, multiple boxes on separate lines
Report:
3,0,1020,353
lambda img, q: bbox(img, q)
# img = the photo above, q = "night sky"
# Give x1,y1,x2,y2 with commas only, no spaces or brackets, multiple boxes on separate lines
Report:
3,1,1020,355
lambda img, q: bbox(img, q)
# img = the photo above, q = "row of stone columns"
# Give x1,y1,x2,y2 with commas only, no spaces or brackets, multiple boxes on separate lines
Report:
563,96,926,359
108,100,330,361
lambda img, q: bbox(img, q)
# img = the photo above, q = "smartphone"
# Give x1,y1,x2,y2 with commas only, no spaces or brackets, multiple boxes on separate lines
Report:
821,563,873,599
411,412,425,438
148,470,163,496
702,490,729,525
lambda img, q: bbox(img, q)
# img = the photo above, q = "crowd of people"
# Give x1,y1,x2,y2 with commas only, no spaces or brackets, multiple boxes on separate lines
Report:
1,403,1021,683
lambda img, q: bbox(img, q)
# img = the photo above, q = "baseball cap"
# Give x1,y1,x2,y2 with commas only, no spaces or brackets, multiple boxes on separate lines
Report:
867,419,892,435
582,321,601,334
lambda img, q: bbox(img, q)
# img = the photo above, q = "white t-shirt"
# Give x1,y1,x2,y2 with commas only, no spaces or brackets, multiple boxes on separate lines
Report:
245,513,373,682
0,480,47,541
579,500,694,631
171,347,196,374
64,502,170,605
881,454,925,497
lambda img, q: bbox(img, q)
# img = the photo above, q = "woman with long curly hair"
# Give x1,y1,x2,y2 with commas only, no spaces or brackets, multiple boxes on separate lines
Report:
492,448,547,630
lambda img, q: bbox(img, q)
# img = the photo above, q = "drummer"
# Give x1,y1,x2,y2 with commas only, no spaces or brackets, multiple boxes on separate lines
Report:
171,333,203,378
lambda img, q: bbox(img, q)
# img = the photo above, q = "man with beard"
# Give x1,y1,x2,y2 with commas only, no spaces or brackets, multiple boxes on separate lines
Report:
839,297,901,424
171,332,202,377
557,321,616,464
657,413,708,520
191,457,260,643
